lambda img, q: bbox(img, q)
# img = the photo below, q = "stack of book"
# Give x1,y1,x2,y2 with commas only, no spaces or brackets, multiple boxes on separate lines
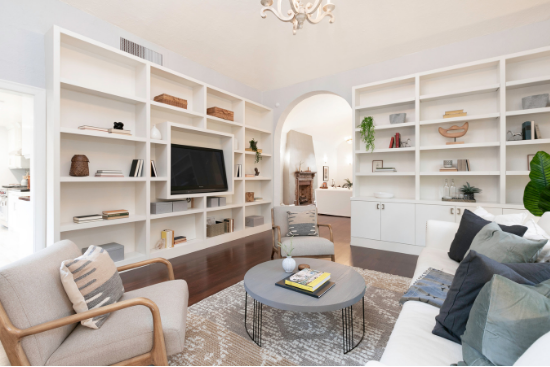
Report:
443,109,467,118
95,170,124,178
375,167,396,173
245,174,255,178
389,132,401,148
130,159,144,177
73,214,103,224
108,128,131,136
457,159,471,171
440,166,458,172
78,125,108,133
102,209,129,220
174,236,187,245
275,268,335,298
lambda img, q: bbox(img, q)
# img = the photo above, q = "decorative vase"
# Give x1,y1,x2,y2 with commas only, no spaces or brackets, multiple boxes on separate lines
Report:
282,256,296,273
69,155,90,177
464,193,475,201
151,125,162,140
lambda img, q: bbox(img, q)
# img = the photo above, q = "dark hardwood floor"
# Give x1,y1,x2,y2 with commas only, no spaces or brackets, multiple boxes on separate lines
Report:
121,215,418,306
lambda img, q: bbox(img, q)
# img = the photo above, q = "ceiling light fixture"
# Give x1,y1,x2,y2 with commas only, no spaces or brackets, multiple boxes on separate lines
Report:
260,0,335,35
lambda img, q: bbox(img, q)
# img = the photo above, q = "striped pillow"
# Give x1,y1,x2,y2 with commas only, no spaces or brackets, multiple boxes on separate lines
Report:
287,210,318,236
60,245,124,329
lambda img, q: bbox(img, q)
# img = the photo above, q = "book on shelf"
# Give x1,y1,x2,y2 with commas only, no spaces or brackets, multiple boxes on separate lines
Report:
389,136,395,148
151,160,158,177
285,268,331,292
445,109,464,115
443,110,467,118
78,125,109,132
522,121,535,140
466,159,471,171
375,167,396,172
174,236,187,245
129,159,144,177
73,214,103,223
440,167,458,172
108,128,132,135
395,133,401,148
95,173,125,177
245,174,255,177
535,124,542,139
102,209,129,220
97,170,123,174
162,229,175,248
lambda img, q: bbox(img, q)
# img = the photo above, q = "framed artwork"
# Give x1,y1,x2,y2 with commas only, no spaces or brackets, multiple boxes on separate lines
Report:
323,166,329,181
528,154,535,171
372,160,383,172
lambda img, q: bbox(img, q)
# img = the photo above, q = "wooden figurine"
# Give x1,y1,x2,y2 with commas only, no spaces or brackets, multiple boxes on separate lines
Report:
438,122,469,145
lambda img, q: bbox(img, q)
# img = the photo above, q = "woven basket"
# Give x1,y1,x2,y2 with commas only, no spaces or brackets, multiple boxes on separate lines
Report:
207,222,225,237
154,94,188,109
69,155,90,177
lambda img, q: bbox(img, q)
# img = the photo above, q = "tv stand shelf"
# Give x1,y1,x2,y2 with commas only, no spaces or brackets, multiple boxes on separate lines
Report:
47,26,273,266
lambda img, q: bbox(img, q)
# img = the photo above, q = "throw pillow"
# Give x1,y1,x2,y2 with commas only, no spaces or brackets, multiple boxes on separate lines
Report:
433,250,550,344
460,275,550,366
60,245,124,329
448,209,528,262
473,206,495,221
468,222,547,263
523,218,550,263
287,209,318,236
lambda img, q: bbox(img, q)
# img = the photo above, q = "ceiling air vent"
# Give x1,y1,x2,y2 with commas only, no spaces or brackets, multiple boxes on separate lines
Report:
120,38,163,65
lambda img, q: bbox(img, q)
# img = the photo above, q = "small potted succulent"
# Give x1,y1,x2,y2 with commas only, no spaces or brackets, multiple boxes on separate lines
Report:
460,182,481,201
342,178,353,189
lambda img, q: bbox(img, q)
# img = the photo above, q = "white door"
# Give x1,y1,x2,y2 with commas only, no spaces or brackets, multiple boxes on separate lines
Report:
351,201,381,240
456,206,502,222
381,202,415,245
416,204,456,247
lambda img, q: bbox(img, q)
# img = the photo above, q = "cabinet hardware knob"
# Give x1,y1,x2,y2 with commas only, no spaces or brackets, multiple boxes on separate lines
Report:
451,208,454,215
382,204,385,209
457,208,461,215
377,203,380,209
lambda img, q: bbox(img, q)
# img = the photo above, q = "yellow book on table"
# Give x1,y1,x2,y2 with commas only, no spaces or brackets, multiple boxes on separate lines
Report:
285,272,331,292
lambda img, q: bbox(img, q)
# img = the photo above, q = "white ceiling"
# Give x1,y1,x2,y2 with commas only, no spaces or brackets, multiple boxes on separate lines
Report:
60,0,550,91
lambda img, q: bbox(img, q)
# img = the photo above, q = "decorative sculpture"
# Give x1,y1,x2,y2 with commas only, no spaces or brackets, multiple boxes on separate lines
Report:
113,122,124,130
438,122,469,145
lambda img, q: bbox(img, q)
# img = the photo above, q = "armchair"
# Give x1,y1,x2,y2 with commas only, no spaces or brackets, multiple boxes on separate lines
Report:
0,240,188,366
271,206,335,262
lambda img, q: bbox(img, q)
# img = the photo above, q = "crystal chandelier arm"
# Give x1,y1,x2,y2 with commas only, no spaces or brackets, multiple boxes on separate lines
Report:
306,8,334,24
261,0,296,22
288,0,300,14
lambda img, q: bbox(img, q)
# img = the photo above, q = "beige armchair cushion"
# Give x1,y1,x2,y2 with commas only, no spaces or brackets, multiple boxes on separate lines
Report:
46,279,189,366
280,236,335,257
273,205,317,236
0,240,80,366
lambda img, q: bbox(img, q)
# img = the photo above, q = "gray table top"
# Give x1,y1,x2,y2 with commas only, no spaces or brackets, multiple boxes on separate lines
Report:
243,258,366,312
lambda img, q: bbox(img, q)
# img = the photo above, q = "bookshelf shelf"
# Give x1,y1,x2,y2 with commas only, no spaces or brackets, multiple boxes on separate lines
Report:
506,138,550,146
48,26,273,266
419,112,500,126
371,122,416,130
506,107,550,117
506,171,530,176
419,142,499,151
356,172,415,176
355,147,415,154
506,75,550,89
419,171,500,176
419,83,500,102
355,98,415,111
245,176,272,180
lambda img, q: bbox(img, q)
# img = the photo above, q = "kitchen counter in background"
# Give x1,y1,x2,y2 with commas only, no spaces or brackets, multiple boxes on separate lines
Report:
315,187,352,217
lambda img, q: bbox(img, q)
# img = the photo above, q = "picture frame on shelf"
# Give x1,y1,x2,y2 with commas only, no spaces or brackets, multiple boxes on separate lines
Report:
323,166,329,181
372,160,383,172
528,154,535,171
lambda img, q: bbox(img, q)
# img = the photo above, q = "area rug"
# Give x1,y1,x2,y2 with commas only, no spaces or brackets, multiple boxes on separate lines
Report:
169,267,411,366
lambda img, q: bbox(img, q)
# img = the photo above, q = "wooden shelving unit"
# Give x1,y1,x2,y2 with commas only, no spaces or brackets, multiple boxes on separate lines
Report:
46,26,273,266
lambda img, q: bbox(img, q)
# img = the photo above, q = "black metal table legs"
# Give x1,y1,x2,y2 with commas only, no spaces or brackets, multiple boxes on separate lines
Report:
244,292,263,347
342,297,365,354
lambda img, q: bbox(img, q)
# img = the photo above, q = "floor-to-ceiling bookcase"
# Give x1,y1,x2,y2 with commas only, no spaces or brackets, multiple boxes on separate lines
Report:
46,26,273,265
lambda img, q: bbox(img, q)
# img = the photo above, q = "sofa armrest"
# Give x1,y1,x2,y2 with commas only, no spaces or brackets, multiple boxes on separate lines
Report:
118,258,175,281
426,220,459,251
317,223,334,242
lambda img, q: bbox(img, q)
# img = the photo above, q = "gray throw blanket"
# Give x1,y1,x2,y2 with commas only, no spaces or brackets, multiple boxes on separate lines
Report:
399,268,454,308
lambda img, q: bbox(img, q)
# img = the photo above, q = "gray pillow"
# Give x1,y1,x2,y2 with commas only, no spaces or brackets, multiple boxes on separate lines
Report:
468,222,547,263
460,275,550,366
286,210,318,236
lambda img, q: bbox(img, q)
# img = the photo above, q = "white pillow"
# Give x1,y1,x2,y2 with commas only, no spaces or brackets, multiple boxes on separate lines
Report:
514,330,550,366
523,219,550,263
494,212,528,226
473,206,495,221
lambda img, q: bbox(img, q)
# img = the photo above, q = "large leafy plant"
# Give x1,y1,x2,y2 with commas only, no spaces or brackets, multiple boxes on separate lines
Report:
357,116,375,152
524,151,550,216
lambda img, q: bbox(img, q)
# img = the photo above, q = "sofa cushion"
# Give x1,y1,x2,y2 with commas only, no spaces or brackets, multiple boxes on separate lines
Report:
280,236,334,257
467,222,547,263
433,251,550,344
0,240,81,366
380,301,462,366
448,209,528,262
46,279,189,366
461,275,550,366
60,245,124,329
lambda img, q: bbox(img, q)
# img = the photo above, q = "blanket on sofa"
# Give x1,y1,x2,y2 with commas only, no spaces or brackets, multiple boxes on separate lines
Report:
400,268,454,308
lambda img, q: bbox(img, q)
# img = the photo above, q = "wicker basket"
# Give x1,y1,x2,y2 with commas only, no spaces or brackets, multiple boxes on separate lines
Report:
154,94,188,109
207,222,225,237
69,155,90,177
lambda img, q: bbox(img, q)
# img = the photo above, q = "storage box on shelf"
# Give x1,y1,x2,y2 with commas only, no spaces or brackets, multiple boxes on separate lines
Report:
351,48,550,255
47,26,273,266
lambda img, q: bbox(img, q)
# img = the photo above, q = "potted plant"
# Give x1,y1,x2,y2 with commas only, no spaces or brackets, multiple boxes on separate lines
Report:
524,151,550,216
460,182,481,201
342,178,353,189
357,116,375,152
278,236,295,273
249,138,262,164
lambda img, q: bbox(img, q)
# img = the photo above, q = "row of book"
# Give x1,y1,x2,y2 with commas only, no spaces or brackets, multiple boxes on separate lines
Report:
73,209,129,224
440,159,471,172
522,121,542,140
389,133,402,148
79,125,131,135
93,160,159,178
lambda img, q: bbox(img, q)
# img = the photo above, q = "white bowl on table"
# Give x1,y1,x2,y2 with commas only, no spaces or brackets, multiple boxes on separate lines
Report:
374,192,394,199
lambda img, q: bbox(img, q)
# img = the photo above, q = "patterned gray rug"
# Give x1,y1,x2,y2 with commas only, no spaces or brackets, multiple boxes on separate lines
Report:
169,267,411,366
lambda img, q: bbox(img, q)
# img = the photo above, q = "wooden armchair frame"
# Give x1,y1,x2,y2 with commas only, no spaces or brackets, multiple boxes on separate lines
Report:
271,208,335,262
0,258,175,366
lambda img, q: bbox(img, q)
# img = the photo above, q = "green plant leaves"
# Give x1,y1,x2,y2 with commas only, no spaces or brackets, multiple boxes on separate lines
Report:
358,116,375,152
523,151,550,216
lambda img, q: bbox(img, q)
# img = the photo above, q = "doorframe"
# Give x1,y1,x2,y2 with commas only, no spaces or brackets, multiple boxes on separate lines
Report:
0,79,47,253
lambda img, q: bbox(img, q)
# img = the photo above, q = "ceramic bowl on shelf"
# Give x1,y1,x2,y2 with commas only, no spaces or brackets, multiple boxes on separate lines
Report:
374,192,394,199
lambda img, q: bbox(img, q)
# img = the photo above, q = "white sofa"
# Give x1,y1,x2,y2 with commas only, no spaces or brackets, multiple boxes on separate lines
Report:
370,219,550,366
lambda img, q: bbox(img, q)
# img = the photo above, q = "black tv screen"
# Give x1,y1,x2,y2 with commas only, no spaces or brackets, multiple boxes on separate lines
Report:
171,144,228,195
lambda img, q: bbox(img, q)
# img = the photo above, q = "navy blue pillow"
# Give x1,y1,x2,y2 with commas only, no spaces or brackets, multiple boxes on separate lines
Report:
448,209,528,262
433,250,550,344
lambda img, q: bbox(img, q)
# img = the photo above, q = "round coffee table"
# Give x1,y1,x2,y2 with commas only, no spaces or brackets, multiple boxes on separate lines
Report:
243,258,366,354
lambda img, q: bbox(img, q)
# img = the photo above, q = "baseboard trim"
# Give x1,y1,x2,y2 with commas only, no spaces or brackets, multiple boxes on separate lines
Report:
351,237,424,255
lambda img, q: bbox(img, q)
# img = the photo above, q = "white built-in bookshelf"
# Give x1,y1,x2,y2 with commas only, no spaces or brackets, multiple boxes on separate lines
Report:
46,26,273,266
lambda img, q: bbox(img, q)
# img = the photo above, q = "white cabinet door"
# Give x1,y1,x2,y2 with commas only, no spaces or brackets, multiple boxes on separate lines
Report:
415,204,456,247
456,206,502,222
351,201,381,240
381,202,415,245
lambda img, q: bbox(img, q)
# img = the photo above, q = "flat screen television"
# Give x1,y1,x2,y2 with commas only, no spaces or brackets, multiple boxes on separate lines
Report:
171,144,228,195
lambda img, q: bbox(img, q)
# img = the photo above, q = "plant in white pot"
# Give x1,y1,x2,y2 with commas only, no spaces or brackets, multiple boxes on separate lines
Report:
278,236,296,273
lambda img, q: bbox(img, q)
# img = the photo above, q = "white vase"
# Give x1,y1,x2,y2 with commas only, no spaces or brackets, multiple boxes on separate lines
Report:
282,256,296,273
151,125,162,140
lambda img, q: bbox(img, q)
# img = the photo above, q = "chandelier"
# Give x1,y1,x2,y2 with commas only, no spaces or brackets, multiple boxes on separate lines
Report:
260,0,335,35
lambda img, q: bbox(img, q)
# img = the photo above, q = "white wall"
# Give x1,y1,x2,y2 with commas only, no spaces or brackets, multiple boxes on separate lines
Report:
264,18,550,205
0,127,24,185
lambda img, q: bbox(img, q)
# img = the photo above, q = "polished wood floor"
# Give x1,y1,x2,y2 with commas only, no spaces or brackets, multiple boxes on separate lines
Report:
121,215,418,306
